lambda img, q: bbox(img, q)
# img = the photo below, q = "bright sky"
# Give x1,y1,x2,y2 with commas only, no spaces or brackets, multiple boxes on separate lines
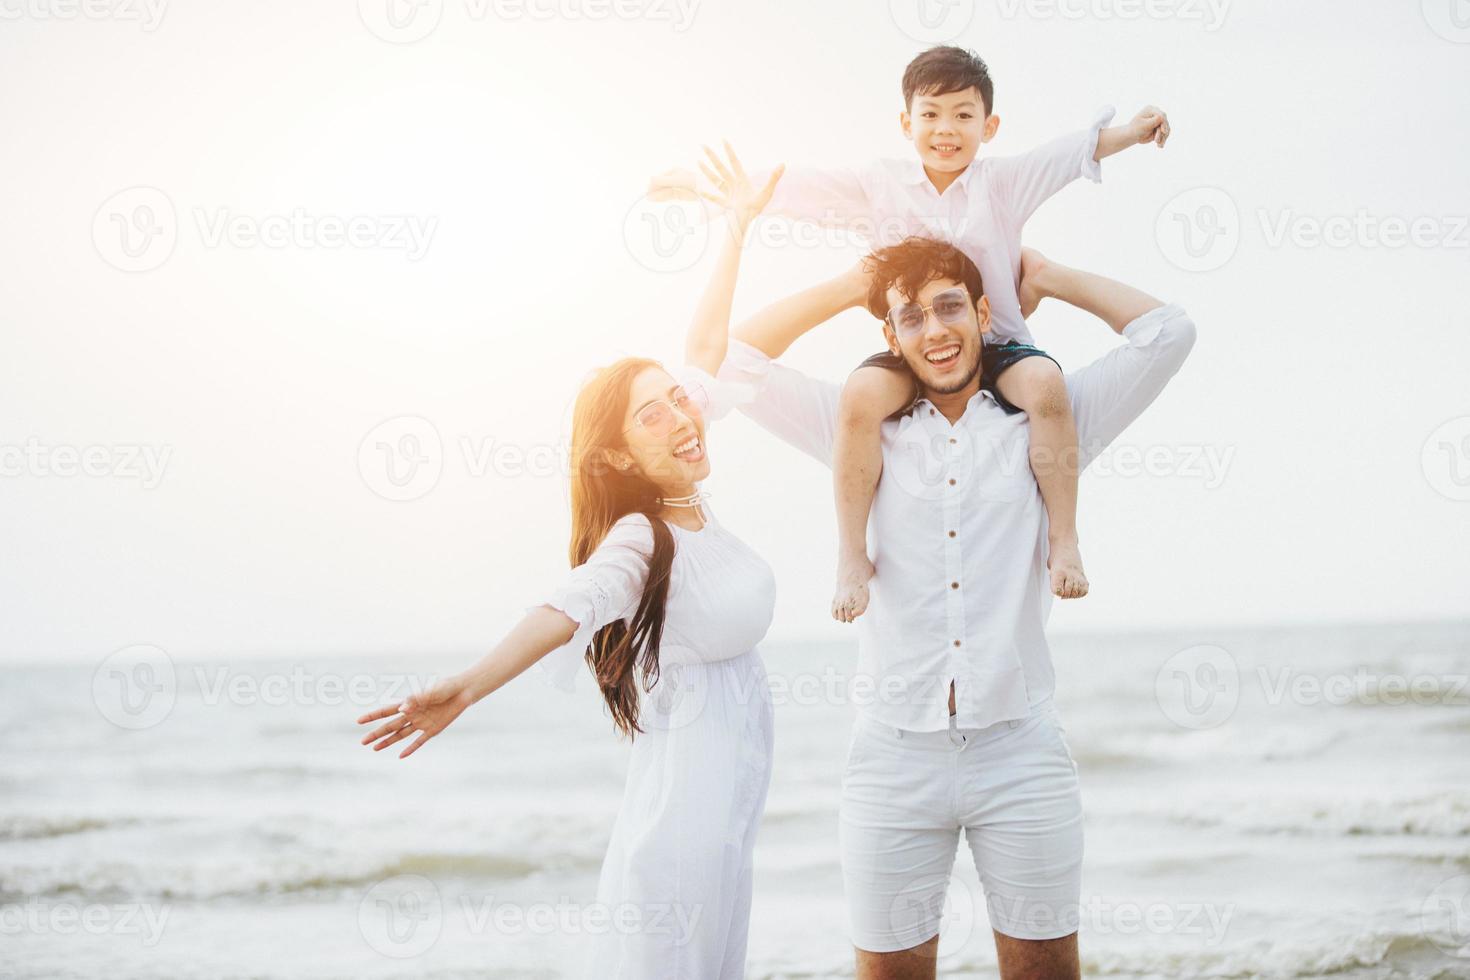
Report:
2,0,1468,663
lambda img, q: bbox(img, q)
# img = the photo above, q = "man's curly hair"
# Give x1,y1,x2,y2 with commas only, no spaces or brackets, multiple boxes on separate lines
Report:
862,237,985,323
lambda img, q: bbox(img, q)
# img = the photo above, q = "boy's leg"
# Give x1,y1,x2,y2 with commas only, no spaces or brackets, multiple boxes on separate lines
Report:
832,364,913,623
992,358,1088,599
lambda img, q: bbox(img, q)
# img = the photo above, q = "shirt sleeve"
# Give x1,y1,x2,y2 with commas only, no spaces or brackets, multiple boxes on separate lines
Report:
756,163,874,231
718,339,843,469
533,513,655,692
1067,303,1198,470
675,362,754,424
987,106,1114,230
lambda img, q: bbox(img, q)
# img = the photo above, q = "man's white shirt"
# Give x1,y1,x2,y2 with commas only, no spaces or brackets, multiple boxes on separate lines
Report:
719,304,1197,732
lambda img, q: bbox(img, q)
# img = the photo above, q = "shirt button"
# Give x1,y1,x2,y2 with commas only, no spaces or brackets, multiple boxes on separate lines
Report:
929,408,936,416
951,581,959,589
953,640,962,648
949,438,957,444
948,530,956,538
948,478,956,486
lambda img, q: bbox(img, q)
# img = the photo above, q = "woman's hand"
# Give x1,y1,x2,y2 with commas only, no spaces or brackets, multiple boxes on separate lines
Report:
357,675,474,759
697,141,783,240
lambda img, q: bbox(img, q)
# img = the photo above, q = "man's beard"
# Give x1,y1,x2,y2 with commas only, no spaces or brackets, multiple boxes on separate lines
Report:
902,344,981,397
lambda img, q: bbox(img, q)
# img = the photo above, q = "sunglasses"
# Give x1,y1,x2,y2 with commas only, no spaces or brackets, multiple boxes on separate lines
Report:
625,384,709,439
886,287,973,336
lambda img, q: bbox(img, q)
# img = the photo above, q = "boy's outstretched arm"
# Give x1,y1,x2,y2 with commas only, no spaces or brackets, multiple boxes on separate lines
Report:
1094,105,1171,160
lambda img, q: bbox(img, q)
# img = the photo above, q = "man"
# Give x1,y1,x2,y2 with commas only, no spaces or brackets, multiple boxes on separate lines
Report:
721,239,1196,979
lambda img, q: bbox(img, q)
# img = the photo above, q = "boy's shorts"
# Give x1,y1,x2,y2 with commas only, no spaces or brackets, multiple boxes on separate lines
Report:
855,340,1060,417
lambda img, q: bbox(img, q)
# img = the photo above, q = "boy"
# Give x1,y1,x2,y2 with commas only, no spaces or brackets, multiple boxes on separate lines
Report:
655,46,1169,620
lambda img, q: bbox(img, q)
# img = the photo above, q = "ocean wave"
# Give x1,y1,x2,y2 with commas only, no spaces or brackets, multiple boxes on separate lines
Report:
2,849,595,902
1083,930,1468,979
1132,792,1470,839
0,814,142,842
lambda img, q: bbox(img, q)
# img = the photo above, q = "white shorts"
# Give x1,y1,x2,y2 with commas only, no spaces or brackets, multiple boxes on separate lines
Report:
838,701,1083,950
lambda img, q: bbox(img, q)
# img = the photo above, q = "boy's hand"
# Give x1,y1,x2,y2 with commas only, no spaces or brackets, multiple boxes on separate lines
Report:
1127,105,1171,148
647,168,701,202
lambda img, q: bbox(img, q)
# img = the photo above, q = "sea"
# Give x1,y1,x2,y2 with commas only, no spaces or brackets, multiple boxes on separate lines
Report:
3,621,1469,979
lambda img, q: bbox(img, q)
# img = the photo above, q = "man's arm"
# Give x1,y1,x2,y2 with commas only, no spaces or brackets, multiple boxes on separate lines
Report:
1021,252,1196,468
717,263,870,468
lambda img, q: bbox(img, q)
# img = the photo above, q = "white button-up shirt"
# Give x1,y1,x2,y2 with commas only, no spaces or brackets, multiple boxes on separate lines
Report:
719,304,1197,732
762,107,1114,346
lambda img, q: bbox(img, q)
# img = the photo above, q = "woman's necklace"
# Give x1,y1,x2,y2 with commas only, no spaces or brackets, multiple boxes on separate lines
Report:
658,490,710,529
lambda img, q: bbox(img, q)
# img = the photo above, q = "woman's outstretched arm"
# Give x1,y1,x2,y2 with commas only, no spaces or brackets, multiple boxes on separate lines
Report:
357,606,576,758
683,142,783,377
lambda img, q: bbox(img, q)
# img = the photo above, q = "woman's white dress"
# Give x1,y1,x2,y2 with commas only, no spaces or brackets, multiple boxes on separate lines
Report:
538,374,777,980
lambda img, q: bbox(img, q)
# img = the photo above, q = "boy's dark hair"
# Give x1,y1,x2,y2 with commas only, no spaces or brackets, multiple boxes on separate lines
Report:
902,46,994,117
863,237,985,322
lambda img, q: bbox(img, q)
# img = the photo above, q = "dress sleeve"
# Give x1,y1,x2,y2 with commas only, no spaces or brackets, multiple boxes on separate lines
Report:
533,514,655,692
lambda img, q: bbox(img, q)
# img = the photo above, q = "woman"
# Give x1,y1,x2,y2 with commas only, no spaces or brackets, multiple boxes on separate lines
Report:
357,145,785,979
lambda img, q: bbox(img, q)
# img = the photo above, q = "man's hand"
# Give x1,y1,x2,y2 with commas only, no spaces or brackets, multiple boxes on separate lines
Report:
1126,105,1170,148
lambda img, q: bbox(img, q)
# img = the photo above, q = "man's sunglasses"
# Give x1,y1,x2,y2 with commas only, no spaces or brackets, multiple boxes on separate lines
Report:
886,287,973,336
625,384,709,438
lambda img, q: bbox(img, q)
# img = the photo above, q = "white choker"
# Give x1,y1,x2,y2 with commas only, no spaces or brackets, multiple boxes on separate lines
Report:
658,490,710,508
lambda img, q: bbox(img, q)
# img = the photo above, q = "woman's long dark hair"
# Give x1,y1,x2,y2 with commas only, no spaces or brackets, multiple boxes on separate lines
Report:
567,357,677,738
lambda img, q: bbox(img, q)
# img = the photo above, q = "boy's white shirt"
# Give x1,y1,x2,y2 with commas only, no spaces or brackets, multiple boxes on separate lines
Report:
759,106,1115,347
